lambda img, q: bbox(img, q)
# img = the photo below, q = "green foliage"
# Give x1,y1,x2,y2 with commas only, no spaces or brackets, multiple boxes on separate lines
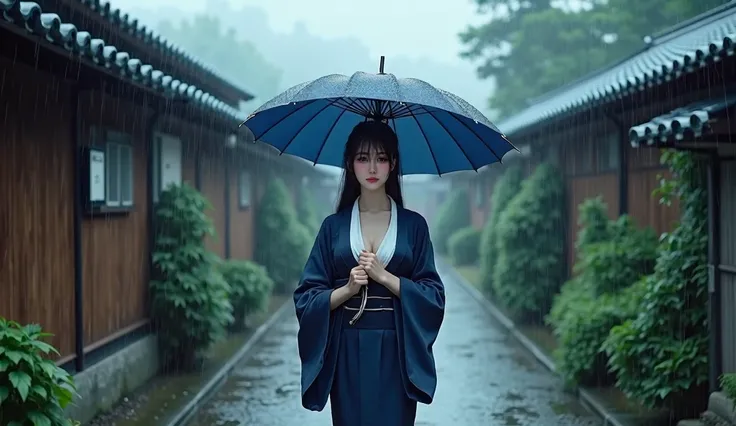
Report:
548,278,647,387
296,189,321,240
547,195,655,387
720,374,736,409
574,197,612,254
150,184,234,372
0,318,79,426
460,0,725,119
603,151,709,410
479,166,523,294
255,178,312,292
581,215,659,296
493,163,566,322
219,260,274,331
157,15,282,106
448,227,482,266
433,188,471,255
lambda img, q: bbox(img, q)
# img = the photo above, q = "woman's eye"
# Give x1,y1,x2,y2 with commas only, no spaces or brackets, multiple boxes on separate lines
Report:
357,156,368,162
378,157,388,163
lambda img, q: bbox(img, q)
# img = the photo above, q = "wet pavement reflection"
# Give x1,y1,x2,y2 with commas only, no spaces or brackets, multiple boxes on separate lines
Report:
185,264,601,425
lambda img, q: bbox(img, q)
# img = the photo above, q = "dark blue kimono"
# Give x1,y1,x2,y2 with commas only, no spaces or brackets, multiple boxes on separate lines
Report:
293,206,445,426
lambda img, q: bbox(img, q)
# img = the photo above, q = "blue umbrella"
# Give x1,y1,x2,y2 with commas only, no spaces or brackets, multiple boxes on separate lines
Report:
241,57,516,175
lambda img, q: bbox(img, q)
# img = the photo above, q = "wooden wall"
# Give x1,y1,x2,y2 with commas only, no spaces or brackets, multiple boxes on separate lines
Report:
0,60,76,360
78,92,151,349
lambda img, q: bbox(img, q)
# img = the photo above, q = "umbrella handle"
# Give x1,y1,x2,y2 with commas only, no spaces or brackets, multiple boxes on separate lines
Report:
349,286,368,326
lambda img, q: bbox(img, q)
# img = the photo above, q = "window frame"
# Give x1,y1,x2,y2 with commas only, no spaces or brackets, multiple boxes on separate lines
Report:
86,127,135,215
238,169,252,210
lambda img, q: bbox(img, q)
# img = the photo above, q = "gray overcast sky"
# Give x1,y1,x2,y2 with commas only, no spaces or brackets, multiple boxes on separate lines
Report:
113,0,485,65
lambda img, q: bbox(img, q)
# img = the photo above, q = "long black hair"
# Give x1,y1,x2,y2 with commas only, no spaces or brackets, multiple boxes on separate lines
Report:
335,120,404,213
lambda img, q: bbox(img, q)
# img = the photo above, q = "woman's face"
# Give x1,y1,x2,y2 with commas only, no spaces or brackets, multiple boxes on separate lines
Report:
352,144,393,191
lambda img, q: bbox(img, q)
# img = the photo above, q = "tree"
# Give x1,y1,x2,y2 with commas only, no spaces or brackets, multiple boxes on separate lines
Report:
158,14,283,109
459,0,726,120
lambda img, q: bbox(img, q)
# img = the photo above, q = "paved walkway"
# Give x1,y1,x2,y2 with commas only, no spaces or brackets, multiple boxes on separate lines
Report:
185,264,600,425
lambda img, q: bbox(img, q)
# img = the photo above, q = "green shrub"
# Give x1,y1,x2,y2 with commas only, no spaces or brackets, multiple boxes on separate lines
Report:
603,151,709,412
479,166,523,294
433,188,470,255
151,184,234,372
255,178,312,292
547,197,657,387
220,260,274,331
574,196,613,255
720,374,736,409
448,227,482,266
549,279,646,387
296,188,320,239
493,163,566,322
0,318,79,426
581,215,658,296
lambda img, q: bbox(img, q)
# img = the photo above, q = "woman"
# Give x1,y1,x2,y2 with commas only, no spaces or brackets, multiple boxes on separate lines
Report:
293,120,446,426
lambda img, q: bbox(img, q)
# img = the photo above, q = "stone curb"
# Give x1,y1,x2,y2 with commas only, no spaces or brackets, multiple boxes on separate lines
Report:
439,259,628,426
165,299,293,426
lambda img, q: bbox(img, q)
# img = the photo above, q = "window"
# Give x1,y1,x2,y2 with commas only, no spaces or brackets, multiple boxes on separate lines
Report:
105,131,134,207
238,170,252,208
152,133,182,202
597,133,620,172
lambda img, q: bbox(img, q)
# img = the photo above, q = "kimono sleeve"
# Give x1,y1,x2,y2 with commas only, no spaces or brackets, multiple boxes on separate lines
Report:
398,213,446,404
293,217,336,409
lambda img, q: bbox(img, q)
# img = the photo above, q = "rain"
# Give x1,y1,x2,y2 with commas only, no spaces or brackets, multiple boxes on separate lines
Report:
0,0,735,426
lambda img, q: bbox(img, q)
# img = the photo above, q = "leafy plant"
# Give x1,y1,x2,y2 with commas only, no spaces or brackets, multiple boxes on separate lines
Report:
296,188,321,240
255,178,312,292
493,163,566,322
448,226,482,266
581,215,658,296
0,318,79,426
574,196,612,255
150,184,234,372
720,373,736,409
479,166,523,294
432,188,471,255
603,150,709,413
549,278,646,387
220,260,274,331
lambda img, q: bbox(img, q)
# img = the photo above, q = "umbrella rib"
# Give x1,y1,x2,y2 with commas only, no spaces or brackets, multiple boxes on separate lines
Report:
252,99,320,141
447,111,504,163
419,105,478,172
313,107,350,166
407,109,442,176
279,98,343,156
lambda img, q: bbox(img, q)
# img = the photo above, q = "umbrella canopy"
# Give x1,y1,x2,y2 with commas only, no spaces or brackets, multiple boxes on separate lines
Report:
241,58,516,175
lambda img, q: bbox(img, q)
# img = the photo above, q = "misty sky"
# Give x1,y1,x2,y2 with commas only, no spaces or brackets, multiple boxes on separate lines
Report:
112,0,492,179
114,0,485,64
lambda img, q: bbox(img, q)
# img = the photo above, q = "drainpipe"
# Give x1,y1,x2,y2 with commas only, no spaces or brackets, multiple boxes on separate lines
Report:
71,84,85,373
603,111,629,215
707,152,722,392
223,137,232,260
146,110,161,303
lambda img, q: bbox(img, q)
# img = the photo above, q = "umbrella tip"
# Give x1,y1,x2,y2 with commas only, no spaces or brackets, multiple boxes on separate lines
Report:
379,56,385,74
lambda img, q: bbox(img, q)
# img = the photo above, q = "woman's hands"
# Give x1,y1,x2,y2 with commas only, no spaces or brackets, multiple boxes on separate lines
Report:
346,265,369,296
358,250,388,285
359,250,401,298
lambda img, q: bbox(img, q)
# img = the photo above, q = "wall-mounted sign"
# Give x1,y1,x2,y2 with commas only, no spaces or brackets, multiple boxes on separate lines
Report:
89,148,105,202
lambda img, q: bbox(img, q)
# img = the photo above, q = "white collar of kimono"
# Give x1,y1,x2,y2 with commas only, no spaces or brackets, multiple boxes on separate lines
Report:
350,195,397,266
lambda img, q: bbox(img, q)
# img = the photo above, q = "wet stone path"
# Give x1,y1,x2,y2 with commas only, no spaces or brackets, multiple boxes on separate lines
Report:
186,263,601,426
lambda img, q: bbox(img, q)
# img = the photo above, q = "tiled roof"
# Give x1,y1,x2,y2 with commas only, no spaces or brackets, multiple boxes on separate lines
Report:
628,92,736,147
497,1,736,136
71,0,253,104
0,0,245,123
